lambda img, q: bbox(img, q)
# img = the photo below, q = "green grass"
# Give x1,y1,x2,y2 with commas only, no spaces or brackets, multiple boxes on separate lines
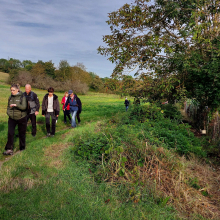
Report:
0,80,177,219
0,129,176,220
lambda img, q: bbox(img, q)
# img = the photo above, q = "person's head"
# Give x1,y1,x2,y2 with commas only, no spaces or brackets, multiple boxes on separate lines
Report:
48,87,54,97
10,84,20,95
25,84,31,94
64,91,68,97
125,97,127,100
68,89,74,98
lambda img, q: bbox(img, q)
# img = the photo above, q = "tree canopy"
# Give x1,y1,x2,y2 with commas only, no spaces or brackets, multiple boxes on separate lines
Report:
98,0,220,108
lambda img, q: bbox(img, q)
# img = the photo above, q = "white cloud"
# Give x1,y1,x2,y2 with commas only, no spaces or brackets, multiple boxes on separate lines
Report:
0,0,132,77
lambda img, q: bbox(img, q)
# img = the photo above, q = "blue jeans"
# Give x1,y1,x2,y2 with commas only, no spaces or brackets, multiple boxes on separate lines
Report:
70,111,77,127
126,106,129,111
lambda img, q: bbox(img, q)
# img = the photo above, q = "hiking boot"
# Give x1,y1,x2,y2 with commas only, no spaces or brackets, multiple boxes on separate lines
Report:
47,133,51,137
3,149,13,155
32,134,36,137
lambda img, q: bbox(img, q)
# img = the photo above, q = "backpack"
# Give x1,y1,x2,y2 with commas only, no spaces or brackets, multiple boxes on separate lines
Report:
23,91,34,101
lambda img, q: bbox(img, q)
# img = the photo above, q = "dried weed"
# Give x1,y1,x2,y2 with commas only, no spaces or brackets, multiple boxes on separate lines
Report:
43,143,69,169
105,143,220,219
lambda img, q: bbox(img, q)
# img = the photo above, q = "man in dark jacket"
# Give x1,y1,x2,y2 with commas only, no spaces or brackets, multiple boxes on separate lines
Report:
24,84,40,137
42,87,60,137
75,94,82,124
124,98,129,111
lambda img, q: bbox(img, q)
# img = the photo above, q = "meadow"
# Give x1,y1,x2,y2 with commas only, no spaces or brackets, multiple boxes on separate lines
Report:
0,76,176,220
0,72,220,219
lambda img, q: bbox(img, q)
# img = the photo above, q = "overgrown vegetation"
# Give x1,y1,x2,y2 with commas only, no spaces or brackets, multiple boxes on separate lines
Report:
70,103,220,219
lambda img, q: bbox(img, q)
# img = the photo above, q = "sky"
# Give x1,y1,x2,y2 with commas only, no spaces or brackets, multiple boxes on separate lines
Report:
0,0,132,78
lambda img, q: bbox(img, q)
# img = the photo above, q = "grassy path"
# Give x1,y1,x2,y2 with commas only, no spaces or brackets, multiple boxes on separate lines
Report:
0,122,175,219
0,78,176,219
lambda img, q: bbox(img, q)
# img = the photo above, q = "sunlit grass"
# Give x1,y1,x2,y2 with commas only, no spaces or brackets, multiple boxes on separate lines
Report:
0,77,177,219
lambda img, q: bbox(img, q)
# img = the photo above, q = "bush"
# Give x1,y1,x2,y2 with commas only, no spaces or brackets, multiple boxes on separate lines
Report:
8,70,89,94
70,104,206,164
160,104,182,121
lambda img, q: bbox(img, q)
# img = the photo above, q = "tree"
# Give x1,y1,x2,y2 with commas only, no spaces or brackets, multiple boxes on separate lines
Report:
44,61,56,78
76,62,87,71
0,59,9,72
22,60,35,71
8,58,22,70
98,0,220,108
90,75,104,91
56,60,71,81
31,62,45,79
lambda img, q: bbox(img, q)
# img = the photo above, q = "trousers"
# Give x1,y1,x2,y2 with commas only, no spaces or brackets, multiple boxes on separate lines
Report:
5,116,27,150
63,110,71,123
27,113,36,135
45,112,56,135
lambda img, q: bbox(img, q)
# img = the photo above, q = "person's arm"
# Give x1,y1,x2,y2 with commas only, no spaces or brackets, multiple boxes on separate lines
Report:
77,98,82,113
64,97,69,110
42,97,46,116
16,96,27,110
55,98,60,117
34,93,40,112
61,97,65,104
33,93,40,115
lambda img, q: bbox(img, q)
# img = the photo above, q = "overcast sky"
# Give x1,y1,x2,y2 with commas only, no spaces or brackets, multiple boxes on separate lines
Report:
0,0,132,77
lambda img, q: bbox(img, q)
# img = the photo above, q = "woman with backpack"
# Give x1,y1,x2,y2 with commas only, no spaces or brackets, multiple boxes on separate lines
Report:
3,84,27,155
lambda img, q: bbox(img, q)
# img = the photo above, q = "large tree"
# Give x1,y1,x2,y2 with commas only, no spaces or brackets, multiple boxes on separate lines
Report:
98,0,220,107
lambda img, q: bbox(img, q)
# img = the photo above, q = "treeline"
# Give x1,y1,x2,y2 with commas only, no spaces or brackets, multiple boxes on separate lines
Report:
0,58,138,95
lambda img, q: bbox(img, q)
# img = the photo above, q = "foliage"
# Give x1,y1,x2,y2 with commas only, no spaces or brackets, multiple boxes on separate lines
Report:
71,103,206,162
98,0,220,108
160,104,182,121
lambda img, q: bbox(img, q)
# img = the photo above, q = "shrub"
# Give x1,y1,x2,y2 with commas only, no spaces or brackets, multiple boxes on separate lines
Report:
8,70,89,94
160,104,182,121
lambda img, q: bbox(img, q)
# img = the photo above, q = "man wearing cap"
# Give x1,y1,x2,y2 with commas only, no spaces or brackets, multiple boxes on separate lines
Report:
64,90,78,128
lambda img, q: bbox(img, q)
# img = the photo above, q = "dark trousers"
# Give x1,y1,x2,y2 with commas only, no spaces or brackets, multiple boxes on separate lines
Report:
27,113,36,135
5,116,27,151
63,110,71,122
45,112,56,135
77,112,81,123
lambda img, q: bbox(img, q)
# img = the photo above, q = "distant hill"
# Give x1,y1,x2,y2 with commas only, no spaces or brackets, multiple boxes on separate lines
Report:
0,72,9,83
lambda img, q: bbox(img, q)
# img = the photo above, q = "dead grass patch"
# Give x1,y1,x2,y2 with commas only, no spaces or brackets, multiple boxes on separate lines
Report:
0,72,9,83
0,177,48,192
43,143,69,169
0,166,48,193
104,143,220,219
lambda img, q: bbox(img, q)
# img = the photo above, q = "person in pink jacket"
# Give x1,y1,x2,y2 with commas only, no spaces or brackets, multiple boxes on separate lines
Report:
61,91,71,124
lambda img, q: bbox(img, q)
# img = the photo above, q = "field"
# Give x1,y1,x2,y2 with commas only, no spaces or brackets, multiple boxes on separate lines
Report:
0,74,177,220
0,72,220,219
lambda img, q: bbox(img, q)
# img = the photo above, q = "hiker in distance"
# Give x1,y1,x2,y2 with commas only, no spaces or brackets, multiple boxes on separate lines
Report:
42,87,60,137
124,97,129,111
64,90,78,128
3,84,27,155
61,91,71,124
24,84,40,137
75,93,82,125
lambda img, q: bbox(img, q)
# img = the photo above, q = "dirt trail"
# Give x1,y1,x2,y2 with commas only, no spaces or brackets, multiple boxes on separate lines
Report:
0,127,72,170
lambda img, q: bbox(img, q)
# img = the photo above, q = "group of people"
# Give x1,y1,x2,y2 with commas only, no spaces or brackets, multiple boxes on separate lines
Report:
3,84,81,155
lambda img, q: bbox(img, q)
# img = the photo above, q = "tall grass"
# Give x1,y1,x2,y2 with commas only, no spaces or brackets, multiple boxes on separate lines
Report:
0,81,177,219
